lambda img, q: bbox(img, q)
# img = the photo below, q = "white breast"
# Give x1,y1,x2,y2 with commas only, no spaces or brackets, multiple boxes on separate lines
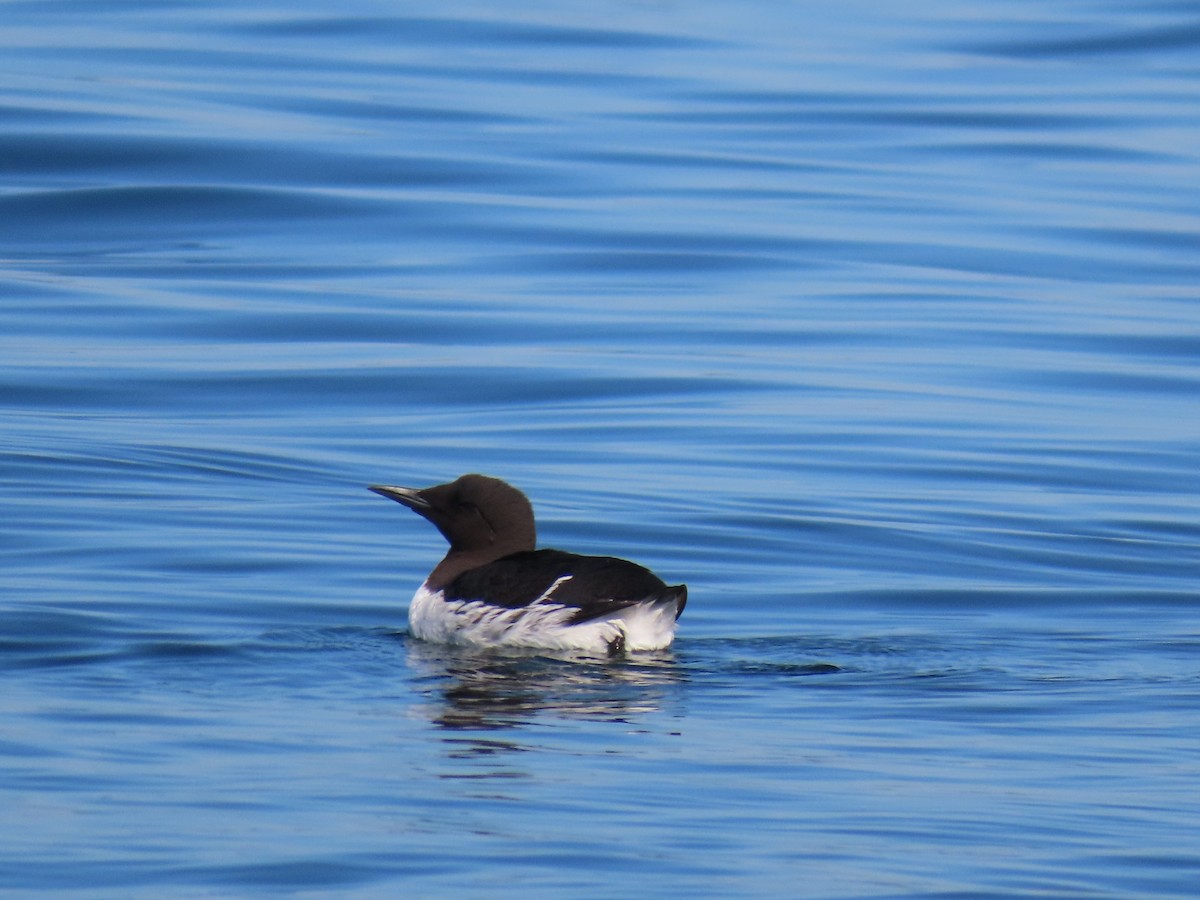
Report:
407,582,677,653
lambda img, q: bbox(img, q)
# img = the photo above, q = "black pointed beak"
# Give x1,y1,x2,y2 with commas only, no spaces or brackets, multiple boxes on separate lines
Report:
368,484,431,511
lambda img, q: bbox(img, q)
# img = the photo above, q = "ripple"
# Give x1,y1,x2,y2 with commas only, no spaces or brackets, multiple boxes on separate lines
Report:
971,21,1200,59
0,185,381,243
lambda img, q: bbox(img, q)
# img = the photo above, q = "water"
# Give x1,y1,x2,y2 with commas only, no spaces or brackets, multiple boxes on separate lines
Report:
2,0,1199,896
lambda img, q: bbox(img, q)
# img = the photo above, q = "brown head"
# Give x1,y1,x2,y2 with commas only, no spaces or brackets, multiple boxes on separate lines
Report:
369,474,537,588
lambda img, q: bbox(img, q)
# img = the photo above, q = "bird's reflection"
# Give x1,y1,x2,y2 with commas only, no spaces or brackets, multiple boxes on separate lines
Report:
404,639,686,735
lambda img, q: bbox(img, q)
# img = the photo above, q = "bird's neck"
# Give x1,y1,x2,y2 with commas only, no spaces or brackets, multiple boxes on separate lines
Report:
426,540,530,591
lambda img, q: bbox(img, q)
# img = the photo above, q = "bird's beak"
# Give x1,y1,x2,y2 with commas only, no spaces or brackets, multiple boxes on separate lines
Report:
368,485,431,511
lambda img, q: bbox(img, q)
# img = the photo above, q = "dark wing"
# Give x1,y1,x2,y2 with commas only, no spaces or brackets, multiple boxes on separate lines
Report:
567,584,687,625
444,548,682,623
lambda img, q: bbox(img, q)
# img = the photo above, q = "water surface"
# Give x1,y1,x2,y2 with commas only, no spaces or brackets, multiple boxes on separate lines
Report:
2,1,1199,896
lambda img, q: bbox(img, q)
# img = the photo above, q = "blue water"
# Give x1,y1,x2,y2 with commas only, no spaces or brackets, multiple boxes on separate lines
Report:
3,1,1199,896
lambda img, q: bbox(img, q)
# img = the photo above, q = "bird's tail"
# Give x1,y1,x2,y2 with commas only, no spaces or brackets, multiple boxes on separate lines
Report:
658,584,687,621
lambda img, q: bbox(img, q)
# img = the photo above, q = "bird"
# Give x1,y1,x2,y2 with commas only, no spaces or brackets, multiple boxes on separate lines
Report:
369,474,686,655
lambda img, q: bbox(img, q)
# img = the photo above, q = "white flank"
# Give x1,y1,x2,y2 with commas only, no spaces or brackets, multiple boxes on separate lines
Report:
407,582,678,654
614,597,682,652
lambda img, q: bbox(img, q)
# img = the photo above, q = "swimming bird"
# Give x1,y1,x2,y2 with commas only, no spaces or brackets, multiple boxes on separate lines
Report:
369,474,686,655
